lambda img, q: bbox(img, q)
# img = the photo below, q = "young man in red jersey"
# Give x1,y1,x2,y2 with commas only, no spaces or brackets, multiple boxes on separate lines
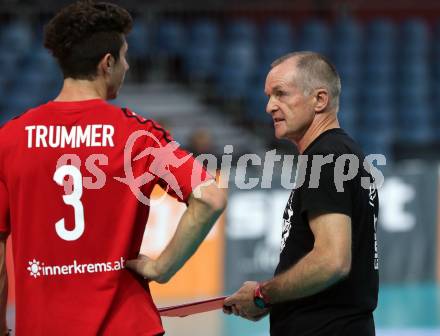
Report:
0,1,226,335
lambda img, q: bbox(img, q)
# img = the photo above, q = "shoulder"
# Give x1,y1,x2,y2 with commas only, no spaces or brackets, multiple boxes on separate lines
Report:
0,104,44,138
306,128,364,159
0,105,41,168
117,107,173,143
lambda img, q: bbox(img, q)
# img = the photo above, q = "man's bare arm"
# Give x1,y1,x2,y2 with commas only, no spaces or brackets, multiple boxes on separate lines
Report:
262,212,352,302
224,212,351,318
127,181,227,283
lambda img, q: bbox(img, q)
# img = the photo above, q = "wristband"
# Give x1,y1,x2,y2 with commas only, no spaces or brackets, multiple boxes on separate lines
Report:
253,283,271,309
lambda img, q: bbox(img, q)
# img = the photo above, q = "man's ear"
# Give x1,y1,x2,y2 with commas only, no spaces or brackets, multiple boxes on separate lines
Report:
98,53,114,75
314,88,329,113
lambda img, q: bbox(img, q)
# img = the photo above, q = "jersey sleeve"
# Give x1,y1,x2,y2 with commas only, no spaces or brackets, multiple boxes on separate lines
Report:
0,179,10,234
143,121,213,203
300,155,352,218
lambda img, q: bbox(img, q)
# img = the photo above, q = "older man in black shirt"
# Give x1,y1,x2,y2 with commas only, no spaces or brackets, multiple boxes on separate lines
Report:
224,51,379,336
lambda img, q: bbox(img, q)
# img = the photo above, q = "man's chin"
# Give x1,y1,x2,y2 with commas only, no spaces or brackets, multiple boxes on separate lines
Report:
274,130,286,140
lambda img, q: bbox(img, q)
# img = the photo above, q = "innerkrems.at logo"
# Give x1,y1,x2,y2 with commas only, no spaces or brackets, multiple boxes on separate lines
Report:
27,259,43,278
115,130,192,206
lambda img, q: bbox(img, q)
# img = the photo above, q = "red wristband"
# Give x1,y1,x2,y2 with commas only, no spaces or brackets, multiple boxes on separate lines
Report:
254,283,271,308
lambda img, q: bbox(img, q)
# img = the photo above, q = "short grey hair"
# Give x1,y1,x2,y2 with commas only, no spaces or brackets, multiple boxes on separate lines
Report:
271,51,341,110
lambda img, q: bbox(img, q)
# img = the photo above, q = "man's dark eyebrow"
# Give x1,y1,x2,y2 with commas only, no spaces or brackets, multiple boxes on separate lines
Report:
272,85,284,92
265,85,282,96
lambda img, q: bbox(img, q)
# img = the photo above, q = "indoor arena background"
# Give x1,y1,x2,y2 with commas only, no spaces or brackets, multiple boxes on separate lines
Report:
1,0,440,335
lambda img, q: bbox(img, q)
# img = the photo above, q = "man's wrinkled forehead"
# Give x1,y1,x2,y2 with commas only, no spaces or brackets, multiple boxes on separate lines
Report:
265,58,299,92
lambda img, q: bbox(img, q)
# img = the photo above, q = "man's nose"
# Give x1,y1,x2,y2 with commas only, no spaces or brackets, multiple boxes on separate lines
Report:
266,97,277,115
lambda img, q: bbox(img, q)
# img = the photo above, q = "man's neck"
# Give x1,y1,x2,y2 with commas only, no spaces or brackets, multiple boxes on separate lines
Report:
54,78,106,102
294,112,340,154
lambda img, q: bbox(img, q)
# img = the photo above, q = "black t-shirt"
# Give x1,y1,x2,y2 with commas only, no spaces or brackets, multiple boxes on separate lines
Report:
270,128,379,336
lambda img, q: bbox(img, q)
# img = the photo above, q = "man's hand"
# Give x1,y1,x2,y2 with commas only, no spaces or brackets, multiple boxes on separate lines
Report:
126,254,167,283
223,281,269,321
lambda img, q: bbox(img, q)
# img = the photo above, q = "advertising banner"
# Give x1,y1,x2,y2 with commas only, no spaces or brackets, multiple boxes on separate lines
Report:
225,163,439,291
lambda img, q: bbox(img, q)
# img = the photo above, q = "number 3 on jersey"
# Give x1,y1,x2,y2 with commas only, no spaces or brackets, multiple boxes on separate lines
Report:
53,165,85,241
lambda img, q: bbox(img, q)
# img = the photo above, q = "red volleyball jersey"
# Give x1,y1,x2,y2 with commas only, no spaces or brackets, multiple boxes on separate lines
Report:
0,99,210,335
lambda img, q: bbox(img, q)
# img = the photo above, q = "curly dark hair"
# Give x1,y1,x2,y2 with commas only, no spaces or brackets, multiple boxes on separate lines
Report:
44,0,133,79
